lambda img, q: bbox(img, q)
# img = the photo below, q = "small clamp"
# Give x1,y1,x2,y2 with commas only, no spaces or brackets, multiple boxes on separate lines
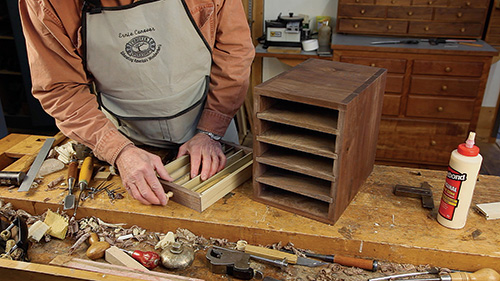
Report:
206,246,263,280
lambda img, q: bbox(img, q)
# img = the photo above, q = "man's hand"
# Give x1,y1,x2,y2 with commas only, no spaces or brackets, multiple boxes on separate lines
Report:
115,145,173,205
177,133,226,181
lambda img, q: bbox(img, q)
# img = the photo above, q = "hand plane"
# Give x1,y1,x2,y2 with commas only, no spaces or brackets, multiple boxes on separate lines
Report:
206,246,263,280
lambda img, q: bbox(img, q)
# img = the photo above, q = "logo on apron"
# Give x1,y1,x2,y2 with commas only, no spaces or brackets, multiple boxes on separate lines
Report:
121,35,162,63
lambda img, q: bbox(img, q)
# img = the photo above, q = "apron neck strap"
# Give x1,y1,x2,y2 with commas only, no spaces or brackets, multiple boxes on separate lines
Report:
83,0,103,14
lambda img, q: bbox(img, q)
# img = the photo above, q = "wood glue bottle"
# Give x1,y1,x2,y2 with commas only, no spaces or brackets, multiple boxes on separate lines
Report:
437,132,483,229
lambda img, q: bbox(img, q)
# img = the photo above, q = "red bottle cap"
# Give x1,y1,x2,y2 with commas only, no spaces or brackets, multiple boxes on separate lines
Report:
457,143,480,156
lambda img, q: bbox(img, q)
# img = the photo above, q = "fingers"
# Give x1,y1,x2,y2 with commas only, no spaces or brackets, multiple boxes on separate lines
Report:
125,183,151,205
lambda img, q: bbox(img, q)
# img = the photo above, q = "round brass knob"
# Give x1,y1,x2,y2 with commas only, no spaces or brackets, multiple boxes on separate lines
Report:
466,1,471,6
460,27,466,32
408,11,414,16
441,85,448,91
445,66,452,72
391,0,396,3
387,25,393,30
457,12,463,18
424,26,430,31
431,140,437,146
428,0,433,4
360,9,366,15
370,63,376,67
437,106,444,112
355,0,360,2
354,24,359,29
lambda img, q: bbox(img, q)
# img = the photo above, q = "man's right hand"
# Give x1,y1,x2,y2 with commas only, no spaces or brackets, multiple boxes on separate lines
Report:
115,145,173,205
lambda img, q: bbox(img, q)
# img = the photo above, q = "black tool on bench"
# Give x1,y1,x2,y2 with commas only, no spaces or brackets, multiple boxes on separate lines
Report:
206,246,264,280
393,181,435,210
0,216,29,261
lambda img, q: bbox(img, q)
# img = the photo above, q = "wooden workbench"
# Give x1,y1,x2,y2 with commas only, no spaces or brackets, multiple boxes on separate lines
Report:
0,134,499,278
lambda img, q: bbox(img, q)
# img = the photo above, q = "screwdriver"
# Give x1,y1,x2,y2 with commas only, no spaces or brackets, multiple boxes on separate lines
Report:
120,248,161,270
374,268,500,281
73,156,93,217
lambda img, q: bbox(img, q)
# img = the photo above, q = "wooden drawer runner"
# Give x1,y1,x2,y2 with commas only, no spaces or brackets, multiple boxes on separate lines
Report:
410,76,480,97
340,56,407,73
412,59,484,77
406,95,475,120
337,19,408,35
376,118,469,165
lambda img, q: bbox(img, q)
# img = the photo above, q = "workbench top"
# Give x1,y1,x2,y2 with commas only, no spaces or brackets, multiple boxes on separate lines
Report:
0,134,499,275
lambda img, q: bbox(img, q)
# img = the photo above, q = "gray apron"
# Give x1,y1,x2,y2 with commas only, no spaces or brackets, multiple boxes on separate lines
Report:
84,0,237,147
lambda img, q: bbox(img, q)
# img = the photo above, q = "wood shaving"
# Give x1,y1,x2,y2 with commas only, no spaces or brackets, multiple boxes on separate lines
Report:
47,175,65,189
69,232,91,253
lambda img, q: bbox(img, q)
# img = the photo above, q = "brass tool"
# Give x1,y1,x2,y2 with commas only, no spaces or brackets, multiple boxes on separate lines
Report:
63,159,78,210
73,156,93,217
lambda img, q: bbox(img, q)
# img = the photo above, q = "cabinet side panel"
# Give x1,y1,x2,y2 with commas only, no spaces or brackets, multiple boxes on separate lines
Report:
330,70,386,222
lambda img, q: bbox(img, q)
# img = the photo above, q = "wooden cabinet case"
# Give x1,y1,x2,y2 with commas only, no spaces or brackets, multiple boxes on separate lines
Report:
332,34,498,167
336,0,492,38
253,59,386,224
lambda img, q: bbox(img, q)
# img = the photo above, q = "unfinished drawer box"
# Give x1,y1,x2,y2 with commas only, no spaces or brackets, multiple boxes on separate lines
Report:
253,59,386,224
160,142,252,212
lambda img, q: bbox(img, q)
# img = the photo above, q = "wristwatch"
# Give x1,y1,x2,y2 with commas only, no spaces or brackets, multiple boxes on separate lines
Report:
197,129,222,141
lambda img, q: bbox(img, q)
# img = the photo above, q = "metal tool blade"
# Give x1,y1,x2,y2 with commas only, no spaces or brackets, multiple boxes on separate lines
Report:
18,138,55,192
63,194,75,210
296,256,328,267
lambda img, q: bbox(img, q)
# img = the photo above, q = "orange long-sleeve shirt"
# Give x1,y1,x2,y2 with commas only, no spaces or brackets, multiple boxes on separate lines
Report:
19,0,255,165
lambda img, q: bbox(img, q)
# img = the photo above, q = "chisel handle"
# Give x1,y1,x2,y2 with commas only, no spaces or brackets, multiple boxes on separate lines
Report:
303,252,378,271
448,268,500,281
67,160,78,194
78,156,93,189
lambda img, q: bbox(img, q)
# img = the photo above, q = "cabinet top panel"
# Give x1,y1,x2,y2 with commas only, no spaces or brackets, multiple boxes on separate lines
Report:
254,59,386,109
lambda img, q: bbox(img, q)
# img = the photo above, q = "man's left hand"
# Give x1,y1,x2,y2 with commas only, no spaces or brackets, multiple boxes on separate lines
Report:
177,133,226,181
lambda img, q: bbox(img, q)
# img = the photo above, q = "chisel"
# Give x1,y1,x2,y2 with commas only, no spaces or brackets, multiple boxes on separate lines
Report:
73,155,93,217
63,159,78,210
244,244,327,267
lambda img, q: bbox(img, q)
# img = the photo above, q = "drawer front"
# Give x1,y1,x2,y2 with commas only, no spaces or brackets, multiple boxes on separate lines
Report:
386,74,404,93
485,25,500,45
412,60,484,77
435,8,487,22
412,0,448,6
339,4,386,18
387,7,433,19
408,22,483,37
410,76,480,97
378,0,412,5
337,19,408,34
382,94,401,116
376,118,469,165
339,0,375,3
449,0,490,8
339,56,407,73
406,95,475,120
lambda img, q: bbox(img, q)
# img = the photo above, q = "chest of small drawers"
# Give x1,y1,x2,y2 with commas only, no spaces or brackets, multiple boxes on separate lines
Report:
337,0,492,38
332,34,498,167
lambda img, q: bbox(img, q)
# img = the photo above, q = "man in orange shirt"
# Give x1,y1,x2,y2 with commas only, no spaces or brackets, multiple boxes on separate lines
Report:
19,0,254,205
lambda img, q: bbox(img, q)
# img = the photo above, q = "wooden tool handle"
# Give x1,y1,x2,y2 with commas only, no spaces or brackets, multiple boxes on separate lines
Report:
449,268,500,281
333,255,377,271
244,244,298,264
79,156,93,185
68,161,78,180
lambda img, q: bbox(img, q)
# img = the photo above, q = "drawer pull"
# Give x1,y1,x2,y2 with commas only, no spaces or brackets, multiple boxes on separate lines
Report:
460,27,466,33
360,9,366,15
387,25,393,30
354,24,359,28
445,66,452,72
457,12,463,18
424,26,430,31
431,140,437,146
370,63,376,67
355,0,360,3
441,85,448,91
465,1,471,6
428,0,433,4
408,11,414,16
391,0,396,3
437,106,444,112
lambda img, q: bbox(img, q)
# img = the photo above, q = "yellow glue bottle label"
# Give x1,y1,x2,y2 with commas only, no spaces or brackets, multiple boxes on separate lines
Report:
438,167,467,221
